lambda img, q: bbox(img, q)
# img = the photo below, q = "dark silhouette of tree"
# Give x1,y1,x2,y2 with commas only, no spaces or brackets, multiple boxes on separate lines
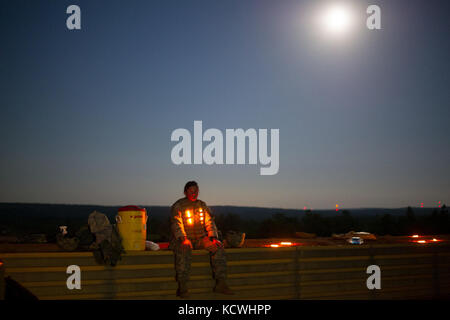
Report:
215,213,243,235
398,206,419,235
406,206,416,222
300,211,330,236
376,214,397,235
420,205,449,235
330,210,359,234
258,213,298,238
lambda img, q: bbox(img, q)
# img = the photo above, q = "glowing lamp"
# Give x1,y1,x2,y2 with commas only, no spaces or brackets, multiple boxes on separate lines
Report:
320,4,355,36
416,240,426,244
270,244,279,248
280,242,292,246
186,210,191,218
411,235,419,238
187,218,193,225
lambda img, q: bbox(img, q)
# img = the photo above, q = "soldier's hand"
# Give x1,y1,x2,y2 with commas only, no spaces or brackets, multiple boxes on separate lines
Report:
180,237,193,250
204,237,222,253
211,238,223,248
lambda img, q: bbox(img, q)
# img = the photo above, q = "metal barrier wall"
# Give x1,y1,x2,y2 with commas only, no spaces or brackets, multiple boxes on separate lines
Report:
1,242,449,300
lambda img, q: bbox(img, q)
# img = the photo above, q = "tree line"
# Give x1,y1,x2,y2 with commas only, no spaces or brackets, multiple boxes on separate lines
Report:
215,205,450,239
1,205,448,242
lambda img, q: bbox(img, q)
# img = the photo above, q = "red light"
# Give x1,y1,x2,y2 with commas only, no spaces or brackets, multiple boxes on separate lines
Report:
416,240,427,244
420,203,424,208
267,242,298,248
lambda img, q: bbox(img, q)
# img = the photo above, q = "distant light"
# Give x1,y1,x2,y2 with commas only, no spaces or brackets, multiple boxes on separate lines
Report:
270,244,280,248
280,242,293,246
420,203,424,208
432,238,438,242
416,240,427,244
411,235,420,238
320,4,355,36
303,206,307,210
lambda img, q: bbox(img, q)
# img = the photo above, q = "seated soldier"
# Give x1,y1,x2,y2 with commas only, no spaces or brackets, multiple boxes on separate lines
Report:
169,180,234,298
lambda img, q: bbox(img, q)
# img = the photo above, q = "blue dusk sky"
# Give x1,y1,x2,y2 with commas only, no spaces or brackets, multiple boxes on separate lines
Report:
1,0,449,209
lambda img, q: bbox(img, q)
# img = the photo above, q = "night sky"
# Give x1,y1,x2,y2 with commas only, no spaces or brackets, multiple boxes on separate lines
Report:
1,0,449,209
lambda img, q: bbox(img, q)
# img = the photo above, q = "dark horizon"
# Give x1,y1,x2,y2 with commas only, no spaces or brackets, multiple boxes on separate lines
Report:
0,201,445,212
1,201,448,241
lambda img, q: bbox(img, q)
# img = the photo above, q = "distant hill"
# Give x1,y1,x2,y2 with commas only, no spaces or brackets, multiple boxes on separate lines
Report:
0,202,438,221
0,202,447,240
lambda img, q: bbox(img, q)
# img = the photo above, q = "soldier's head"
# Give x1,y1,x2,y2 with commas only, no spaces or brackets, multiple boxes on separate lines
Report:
184,181,199,202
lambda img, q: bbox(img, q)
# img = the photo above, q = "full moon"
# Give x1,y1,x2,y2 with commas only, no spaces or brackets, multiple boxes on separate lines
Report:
320,4,355,36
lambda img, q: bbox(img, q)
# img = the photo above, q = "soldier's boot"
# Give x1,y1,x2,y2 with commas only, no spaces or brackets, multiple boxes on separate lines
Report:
213,279,234,295
176,281,190,298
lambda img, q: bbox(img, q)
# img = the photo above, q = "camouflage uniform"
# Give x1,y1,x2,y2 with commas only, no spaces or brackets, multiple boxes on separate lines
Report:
169,197,227,282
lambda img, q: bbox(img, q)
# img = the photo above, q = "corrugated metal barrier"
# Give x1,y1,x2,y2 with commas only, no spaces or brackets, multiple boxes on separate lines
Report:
1,242,449,300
